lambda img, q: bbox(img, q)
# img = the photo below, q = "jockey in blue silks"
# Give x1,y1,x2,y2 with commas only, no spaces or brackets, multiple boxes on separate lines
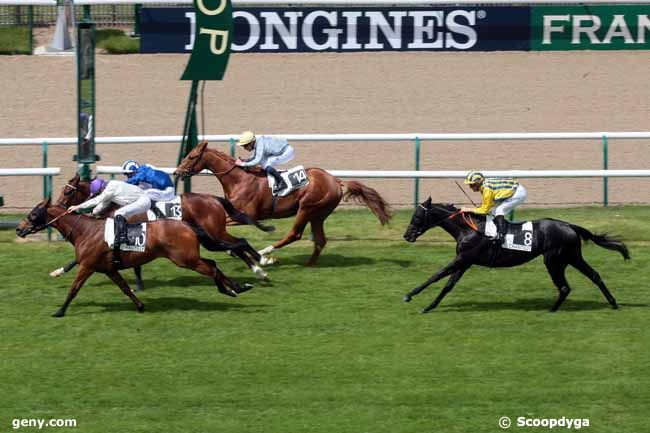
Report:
121,160,175,203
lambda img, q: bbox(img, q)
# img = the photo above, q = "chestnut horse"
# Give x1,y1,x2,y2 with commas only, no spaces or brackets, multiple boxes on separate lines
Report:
16,199,253,317
53,174,273,286
175,141,393,265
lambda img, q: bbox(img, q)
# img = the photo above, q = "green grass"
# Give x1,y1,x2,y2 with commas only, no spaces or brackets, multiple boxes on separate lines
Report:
0,26,31,54
1,207,649,432
96,29,139,54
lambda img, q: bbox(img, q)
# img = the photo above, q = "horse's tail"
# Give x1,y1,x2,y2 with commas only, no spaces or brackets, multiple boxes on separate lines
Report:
342,181,393,225
214,196,275,233
569,224,631,260
189,223,240,252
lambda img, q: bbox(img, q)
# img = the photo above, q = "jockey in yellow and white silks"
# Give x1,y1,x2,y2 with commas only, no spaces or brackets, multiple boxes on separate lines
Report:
461,171,527,241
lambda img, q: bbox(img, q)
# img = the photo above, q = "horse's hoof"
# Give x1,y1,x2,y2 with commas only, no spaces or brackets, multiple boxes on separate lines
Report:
137,304,145,312
239,283,254,294
611,303,619,310
259,256,277,266
51,310,65,318
50,268,64,278
403,295,412,303
420,309,431,314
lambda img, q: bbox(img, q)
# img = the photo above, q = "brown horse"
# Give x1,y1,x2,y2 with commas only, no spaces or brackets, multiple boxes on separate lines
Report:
16,199,253,317
54,174,273,285
175,141,393,265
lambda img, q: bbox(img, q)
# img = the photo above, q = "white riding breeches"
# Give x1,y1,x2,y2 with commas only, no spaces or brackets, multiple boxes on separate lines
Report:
492,185,527,217
260,146,295,169
114,195,151,218
144,186,175,202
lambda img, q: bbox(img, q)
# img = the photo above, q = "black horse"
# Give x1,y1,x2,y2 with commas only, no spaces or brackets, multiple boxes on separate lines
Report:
403,198,630,313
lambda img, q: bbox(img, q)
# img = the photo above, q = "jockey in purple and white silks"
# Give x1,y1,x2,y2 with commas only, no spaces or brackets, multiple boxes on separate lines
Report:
234,131,295,193
68,179,150,267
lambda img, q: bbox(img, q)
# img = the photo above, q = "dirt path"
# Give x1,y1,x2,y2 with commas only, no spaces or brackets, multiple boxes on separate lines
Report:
1,51,649,211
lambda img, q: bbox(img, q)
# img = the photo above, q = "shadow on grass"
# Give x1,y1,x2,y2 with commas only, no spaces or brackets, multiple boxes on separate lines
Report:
430,297,649,312
75,296,269,314
278,253,412,268
94,275,269,291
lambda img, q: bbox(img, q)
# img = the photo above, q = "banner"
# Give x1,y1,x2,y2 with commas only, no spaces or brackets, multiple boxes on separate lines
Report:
181,0,233,80
532,6,650,51
141,7,530,53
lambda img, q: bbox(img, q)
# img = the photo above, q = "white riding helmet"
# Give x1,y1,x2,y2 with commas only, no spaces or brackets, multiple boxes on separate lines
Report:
237,131,256,147
121,160,140,174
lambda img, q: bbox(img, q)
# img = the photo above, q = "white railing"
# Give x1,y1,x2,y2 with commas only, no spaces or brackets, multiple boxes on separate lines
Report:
0,168,61,176
3,131,650,146
96,166,650,179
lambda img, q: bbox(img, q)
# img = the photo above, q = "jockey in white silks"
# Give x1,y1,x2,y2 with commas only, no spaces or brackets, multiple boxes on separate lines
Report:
234,131,295,193
68,180,150,267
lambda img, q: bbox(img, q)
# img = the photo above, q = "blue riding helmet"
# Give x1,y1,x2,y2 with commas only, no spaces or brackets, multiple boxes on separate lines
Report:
121,160,140,177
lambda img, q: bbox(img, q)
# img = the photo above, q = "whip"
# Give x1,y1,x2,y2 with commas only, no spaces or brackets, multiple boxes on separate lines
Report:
454,181,477,207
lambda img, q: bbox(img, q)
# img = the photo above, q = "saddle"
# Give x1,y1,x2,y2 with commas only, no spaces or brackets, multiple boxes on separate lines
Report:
104,218,147,252
267,166,309,197
146,196,182,221
485,216,534,252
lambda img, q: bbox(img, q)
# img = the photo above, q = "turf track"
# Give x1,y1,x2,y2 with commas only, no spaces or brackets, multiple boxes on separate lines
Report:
1,207,649,433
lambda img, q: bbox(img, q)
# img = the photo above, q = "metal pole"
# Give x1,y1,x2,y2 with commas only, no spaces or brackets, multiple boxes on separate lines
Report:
83,5,91,22
602,135,608,206
133,4,141,36
42,141,52,240
414,136,420,207
28,5,33,55
229,138,235,157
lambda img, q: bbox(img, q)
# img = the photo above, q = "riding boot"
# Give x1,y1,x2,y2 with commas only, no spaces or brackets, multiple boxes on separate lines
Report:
265,166,286,192
494,215,507,243
113,215,127,268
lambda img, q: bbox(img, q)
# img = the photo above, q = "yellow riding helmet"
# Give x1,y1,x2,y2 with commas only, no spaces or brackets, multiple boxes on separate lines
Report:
237,131,256,147
464,170,485,185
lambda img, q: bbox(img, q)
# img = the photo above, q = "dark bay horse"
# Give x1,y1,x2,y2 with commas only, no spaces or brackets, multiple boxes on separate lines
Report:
403,198,630,313
53,174,273,286
174,141,393,266
16,199,253,317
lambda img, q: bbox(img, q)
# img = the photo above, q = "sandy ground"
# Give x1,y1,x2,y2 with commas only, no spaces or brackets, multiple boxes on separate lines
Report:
1,51,650,212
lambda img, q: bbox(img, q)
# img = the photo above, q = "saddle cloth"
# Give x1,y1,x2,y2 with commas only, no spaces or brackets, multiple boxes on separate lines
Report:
104,218,148,252
267,165,309,197
485,215,534,252
147,196,182,221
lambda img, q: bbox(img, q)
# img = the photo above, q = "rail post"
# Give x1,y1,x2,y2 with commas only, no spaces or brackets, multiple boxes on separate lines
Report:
229,138,235,157
42,141,52,240
414,136,421,207
28,5,34,55
602,135,608,206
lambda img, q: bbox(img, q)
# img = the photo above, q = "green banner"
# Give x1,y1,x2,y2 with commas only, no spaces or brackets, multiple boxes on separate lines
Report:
532,6,650,50
181,0,233,80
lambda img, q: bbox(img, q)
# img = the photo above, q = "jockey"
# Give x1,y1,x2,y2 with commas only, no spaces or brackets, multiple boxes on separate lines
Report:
234,131,295,193
68,179,150,267
122,160,175,203
461,170,528,241
89,177,107,197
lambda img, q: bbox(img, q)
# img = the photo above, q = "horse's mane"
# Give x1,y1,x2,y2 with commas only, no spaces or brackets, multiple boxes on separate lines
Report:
206,148,267,177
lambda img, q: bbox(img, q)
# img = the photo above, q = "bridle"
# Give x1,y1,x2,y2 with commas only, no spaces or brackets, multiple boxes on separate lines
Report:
28,204,82,238
408,203,479,234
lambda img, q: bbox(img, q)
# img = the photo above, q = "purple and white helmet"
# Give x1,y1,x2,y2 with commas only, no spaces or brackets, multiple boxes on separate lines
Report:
89,177,107,196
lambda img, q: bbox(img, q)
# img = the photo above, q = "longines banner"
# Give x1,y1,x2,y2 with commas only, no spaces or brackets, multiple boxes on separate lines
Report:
140,7,531,53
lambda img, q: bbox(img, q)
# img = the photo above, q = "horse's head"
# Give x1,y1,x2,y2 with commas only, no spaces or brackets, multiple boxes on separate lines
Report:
16,198,52,238
175,140,210,179
55,174,91,207
403,198,458,242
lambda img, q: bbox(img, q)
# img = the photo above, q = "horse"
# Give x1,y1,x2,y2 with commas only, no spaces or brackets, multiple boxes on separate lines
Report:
53,174,274,288
174,141,393,265
402,198,630,313
16,198,254,317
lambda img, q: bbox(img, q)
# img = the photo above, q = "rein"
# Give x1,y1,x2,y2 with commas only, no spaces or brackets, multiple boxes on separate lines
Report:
420,204,479,232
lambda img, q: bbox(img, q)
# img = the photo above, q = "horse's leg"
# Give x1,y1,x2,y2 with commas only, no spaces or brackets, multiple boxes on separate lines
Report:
133,266,144,292
306,216,328,267
52,266,94,318
544,256,571,312
404,256,467,301
166,249,242,297
203,257,253,296
422,269,467,313
258,209,311,264
106,270,145,312
570,256,618,309
50,259,77,278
